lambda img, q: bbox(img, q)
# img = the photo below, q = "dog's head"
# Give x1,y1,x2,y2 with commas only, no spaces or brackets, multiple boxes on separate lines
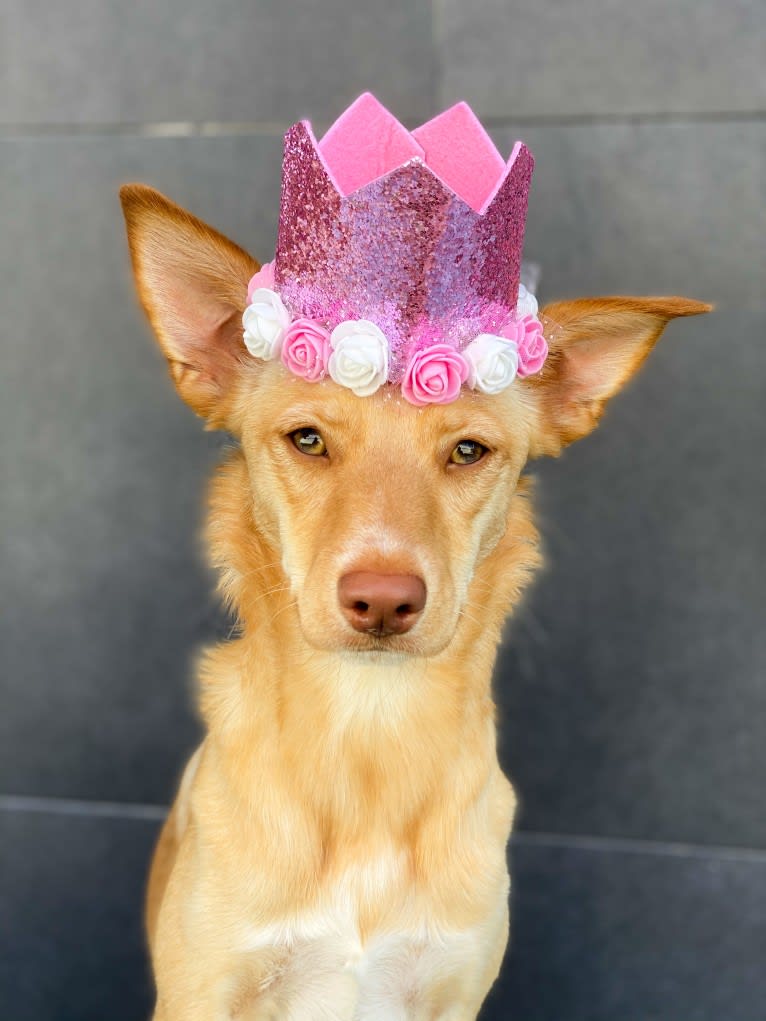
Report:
121,185,709,660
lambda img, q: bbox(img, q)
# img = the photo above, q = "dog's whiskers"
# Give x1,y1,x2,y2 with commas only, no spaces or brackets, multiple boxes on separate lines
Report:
237,560,287,581
458,604,485,631
267,598,299,628
246,582,293,608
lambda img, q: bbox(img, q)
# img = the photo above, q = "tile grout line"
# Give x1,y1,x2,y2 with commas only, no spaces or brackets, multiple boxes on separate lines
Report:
0,794,168,821
0,109,764,139
3,794,766,864
482,109,766,128
510,830,766,865
0,121,291,139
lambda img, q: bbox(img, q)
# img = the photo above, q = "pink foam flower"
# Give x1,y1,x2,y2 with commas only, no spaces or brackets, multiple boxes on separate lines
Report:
281,318,331,382
500,314,548,377
247,261,275,302
402,344,470,406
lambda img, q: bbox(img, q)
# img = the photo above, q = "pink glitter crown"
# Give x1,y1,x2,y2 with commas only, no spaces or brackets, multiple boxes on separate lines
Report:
273,93,535,383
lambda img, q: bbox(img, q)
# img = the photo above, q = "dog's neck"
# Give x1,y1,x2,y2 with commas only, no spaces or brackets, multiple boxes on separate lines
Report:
196,450,540,845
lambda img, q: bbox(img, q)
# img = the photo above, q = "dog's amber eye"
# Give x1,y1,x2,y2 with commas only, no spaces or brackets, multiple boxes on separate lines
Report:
290,428,327,457
449,440,487,465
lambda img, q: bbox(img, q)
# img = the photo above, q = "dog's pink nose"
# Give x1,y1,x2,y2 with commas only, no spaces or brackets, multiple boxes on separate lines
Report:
338,572,427,637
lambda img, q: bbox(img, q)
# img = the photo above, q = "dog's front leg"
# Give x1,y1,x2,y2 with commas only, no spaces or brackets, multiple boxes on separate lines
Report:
154,945,362,1021
152,998,280,1021
150,998,210,1021
427,895,511,1021
150,988,234,1021
151,980,285,1021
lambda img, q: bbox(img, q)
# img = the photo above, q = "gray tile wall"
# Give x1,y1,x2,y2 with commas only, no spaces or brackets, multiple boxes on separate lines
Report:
438,0,766,117
1,1,764,1018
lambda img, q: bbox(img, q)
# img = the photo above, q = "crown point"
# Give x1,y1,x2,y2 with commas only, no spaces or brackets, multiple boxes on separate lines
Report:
412,101,504,212
319,93,424,196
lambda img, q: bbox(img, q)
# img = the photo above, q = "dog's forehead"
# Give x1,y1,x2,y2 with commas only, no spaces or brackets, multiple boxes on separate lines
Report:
247,370,524,449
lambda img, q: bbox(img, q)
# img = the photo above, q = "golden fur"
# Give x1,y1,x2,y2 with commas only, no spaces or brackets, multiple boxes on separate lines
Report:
120,183,710,1020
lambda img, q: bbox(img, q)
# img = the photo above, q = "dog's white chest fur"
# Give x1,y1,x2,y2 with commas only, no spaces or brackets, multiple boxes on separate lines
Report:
234,850,507,1020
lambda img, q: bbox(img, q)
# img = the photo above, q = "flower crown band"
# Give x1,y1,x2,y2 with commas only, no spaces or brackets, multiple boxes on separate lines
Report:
242,263,548,405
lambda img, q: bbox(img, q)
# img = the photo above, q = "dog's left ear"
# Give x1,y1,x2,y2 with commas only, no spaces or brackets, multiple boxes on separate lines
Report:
120,183,260,426
527,295,712,456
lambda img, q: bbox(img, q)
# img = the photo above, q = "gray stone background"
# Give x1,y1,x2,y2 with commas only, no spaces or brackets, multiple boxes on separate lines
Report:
1,2,764,1019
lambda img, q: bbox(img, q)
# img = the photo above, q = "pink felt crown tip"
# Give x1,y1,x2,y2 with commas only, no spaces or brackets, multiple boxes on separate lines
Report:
412,101,505,213
319,92,424,196
318,92,513,212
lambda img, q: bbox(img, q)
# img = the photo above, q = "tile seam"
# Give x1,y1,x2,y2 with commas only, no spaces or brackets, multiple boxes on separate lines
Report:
0,109,763,139
0,794,168,821
510,830,766,864
3,794,766,863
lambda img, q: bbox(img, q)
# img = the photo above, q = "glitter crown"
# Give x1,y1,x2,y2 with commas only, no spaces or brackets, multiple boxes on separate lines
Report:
273,93,535,383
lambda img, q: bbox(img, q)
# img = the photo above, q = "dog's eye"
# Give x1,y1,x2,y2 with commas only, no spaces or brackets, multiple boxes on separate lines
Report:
449,440,487,466
290,427,327,457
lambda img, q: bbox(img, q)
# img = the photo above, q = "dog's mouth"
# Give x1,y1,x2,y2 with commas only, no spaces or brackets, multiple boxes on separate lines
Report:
343,630,423,654
297,605,455,660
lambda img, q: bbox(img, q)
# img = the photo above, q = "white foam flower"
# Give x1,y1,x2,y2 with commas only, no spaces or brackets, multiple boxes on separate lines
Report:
242,288,291,359
515,283,539,319
464,333,518,395
328,320,389,397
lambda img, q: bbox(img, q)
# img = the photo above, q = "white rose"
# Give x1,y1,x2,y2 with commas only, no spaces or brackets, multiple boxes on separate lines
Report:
242,288,291,359
328,320,389,397
515,283,539,319
464,333,518,395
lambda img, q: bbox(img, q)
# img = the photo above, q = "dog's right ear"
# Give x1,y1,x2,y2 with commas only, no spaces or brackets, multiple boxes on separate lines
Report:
120,184,260,426
526,295,712,456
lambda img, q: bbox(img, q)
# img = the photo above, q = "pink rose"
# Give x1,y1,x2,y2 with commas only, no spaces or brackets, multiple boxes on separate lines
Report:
280,318,331,382
401,344,470,406
247,261,275,302
500,314,548,377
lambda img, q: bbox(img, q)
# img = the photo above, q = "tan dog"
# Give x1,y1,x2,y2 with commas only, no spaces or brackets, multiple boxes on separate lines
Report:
121,183,710,1021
